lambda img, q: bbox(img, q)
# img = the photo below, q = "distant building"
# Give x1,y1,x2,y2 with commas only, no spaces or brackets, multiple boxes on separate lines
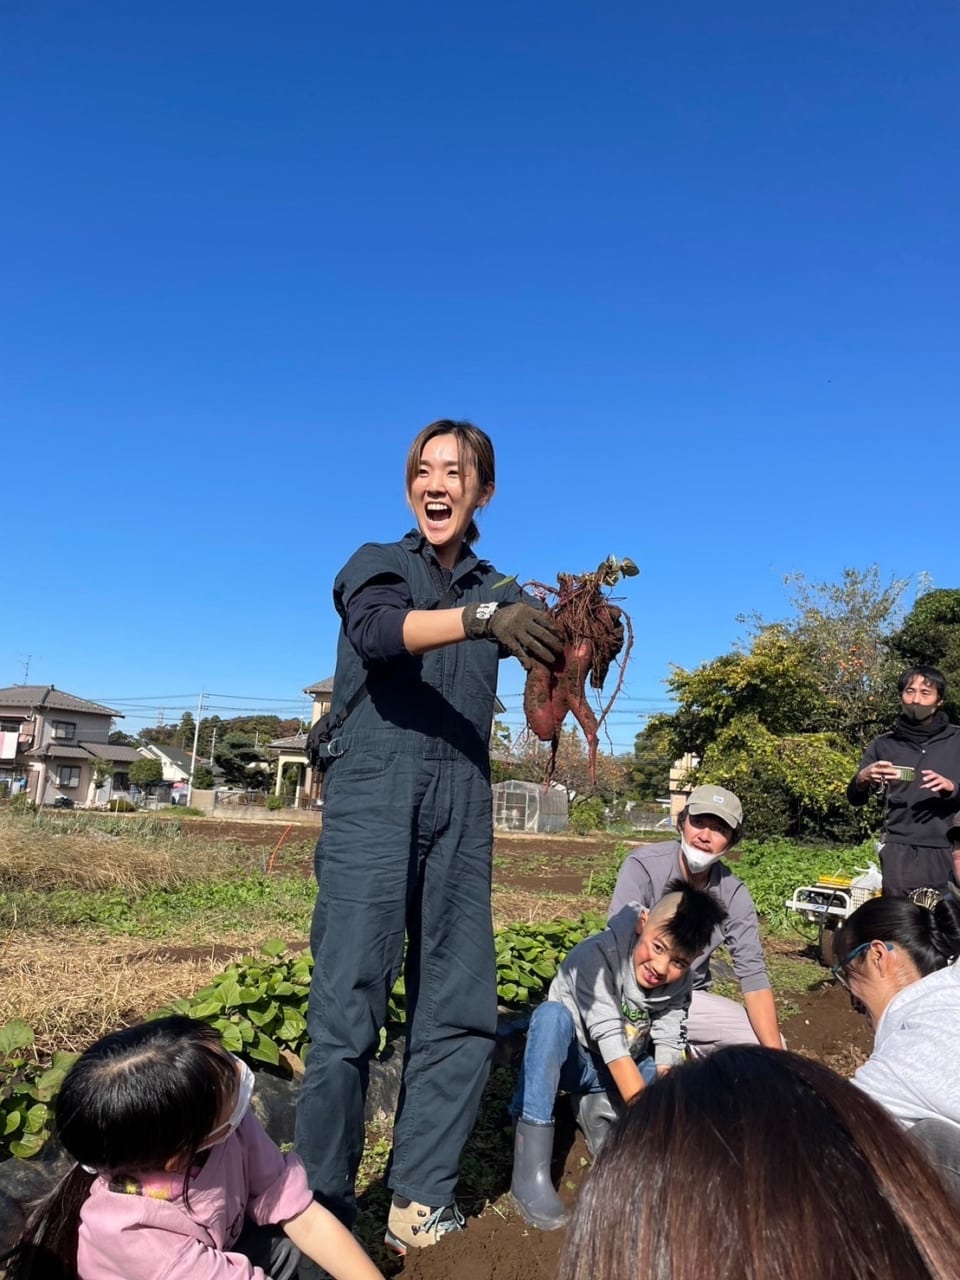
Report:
0,684,141,807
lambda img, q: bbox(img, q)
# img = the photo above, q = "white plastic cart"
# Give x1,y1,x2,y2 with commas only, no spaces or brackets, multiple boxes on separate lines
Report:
785,873,882,966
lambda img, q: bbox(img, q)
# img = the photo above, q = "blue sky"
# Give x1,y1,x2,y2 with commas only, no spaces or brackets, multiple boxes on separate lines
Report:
3,2,958,751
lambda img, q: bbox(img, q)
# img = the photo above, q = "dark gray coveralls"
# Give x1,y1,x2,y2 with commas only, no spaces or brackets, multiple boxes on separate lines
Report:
294,531,524,1225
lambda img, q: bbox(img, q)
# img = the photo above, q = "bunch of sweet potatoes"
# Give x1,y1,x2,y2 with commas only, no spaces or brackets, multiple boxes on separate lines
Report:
522,557,636,786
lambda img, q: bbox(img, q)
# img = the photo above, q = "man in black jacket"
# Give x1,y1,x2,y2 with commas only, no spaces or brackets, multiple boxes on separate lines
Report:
848,666,960,897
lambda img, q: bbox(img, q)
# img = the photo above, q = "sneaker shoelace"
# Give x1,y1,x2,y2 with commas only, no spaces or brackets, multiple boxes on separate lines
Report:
420,1202,466,1238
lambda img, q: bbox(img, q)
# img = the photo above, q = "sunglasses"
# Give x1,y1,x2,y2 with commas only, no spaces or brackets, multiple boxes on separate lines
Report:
831,941,894,990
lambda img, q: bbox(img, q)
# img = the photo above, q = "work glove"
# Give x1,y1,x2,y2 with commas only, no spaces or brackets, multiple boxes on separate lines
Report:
462,602,564,670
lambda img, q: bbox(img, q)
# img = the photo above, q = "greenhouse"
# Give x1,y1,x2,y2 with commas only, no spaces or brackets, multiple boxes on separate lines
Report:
492,779,568,833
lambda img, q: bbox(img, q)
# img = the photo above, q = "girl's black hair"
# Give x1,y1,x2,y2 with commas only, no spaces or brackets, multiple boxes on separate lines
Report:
2,1017,236,1280
833,893,960,976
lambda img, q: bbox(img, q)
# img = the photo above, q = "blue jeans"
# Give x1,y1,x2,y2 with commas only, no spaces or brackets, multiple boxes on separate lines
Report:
514,1000,657,1124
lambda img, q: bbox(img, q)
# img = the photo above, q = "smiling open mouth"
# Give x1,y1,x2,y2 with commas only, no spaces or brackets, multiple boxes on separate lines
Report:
425,502,452,524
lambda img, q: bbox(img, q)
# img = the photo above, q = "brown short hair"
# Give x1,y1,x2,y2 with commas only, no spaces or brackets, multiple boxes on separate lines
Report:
560,1047,959,1280
404,419,495,545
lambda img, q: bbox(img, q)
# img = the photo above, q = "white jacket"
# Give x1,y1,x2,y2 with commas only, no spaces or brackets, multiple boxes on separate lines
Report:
853,961,960,1129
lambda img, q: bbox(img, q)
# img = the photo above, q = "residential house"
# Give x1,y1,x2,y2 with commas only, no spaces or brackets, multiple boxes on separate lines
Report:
0,685,142,807
268,677,332,805
139,741,224,804
141,742,199,783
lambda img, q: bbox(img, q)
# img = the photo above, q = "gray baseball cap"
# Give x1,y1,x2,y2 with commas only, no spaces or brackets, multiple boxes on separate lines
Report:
687,785,743,831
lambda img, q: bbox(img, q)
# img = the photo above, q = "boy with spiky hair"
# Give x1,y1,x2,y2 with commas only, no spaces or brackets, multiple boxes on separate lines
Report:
510,880,727,1230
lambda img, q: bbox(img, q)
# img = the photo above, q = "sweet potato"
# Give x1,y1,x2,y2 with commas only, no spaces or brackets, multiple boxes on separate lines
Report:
521,558,636,787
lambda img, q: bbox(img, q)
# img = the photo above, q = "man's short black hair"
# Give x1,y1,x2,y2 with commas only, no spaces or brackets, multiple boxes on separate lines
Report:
898,665,947,699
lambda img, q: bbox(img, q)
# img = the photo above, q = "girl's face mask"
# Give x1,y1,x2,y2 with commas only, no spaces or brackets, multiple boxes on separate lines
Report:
201,1057,254,1149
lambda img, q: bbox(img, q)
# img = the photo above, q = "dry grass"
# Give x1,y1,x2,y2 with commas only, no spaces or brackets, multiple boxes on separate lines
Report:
491,886,603,929
0,812,315,1055
0,811,274,892
0,926,289,1056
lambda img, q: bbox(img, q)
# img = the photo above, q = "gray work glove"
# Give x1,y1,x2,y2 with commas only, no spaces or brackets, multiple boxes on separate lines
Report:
462,602,564,670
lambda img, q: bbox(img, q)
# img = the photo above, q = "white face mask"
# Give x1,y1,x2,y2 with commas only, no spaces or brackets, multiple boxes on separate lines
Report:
681,837,724,874
202,1057,254,1148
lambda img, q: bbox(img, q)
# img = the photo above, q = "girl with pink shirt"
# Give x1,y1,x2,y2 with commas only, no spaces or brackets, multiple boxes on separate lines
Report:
3,1016,381,1280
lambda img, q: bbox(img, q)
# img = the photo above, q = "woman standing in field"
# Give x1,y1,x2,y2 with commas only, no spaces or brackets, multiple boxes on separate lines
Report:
294,420,562,1258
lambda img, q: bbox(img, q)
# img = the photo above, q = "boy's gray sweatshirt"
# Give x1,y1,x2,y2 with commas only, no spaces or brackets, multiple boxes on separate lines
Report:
609,841,771,994
853,960,960,1129
547,904,691,1067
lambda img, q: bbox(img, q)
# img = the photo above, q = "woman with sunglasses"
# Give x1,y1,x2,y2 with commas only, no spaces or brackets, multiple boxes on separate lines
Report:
832,892,960,1196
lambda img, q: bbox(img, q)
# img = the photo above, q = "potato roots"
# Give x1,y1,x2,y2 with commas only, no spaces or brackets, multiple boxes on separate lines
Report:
522,562,634,788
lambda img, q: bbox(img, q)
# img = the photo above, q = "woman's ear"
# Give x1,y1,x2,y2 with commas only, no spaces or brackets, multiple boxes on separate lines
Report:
476,481,495,510
871,939,895,974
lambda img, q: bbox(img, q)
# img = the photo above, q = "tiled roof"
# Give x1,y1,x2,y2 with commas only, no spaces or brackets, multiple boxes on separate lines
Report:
80,742,144,763
0,685,121,716
26,744,92,759
269,733,308,750
24,742,144,763
304,677,334,696
145,744,195,772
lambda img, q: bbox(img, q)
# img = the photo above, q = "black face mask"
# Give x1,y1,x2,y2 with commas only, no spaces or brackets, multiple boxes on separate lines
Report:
901,701,941,723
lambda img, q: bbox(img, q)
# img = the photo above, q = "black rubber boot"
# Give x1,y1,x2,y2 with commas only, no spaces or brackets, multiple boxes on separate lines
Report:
510,1120,567,1230
576,1090,619,1158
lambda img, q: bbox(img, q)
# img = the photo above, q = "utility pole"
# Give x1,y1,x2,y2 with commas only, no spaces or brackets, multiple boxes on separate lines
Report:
209,725,218,775
186,690,206,806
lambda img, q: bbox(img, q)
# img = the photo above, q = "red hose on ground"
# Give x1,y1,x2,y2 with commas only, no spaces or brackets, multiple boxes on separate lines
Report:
267,823,296,874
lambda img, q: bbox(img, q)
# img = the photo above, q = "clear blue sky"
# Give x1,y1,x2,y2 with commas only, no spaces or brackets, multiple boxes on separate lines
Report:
3,2,958,751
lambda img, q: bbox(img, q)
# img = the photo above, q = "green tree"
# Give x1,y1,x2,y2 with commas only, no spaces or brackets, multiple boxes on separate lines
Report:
192,764,215,790
651,566,913,840
177,711,196,751
694,715,867,842
129,757,164,793
626,720,673,800
661,624,825,759
214,732,271,788
782,566,908,744
887,587,960,721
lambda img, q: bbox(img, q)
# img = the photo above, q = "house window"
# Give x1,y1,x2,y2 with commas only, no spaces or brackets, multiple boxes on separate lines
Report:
52,721,77,741
0,720,20,733
59,766,81,788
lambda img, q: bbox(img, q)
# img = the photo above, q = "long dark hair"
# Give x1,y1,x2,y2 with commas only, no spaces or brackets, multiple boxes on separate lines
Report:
560,1047,959,1280
833,893,960,976
404,418,495,546
3,1017,236,1280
